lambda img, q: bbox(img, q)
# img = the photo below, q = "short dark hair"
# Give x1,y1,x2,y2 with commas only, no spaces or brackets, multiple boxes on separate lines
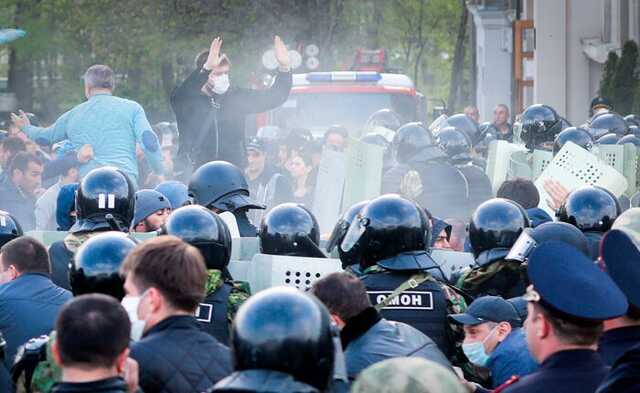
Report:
324,125,348,141
533,302,603,346
311,272,371,321
1,137,26,156
56,294,130,368
121,236,207,312
194,50,231,70
9,152,42,176
0,236,50,274
495,104,510,113
497,178,540,209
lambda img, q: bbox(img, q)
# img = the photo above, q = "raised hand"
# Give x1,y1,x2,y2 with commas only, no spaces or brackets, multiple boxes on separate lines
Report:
10,110,30,130
204,36,223,71
274,35,290,70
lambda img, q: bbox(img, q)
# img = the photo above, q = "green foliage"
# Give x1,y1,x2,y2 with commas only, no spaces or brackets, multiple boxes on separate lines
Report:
1,0,469,122
599,50,618,101
612,40,639,115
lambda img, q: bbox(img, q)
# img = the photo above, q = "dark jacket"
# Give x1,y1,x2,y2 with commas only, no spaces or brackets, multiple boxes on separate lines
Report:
171,69,292,169
130,315,232,393
48,241,74,290
598,326,640,367
341,307,451,379
0,273,71,370
0,175,37,231
502,349,608,393
597,342,640,393
52,376,128,393
456,163,493,219
210,370,318,393
247,165,293,225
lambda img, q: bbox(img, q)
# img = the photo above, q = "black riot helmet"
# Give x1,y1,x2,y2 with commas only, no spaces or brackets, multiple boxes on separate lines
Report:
70,232,137,300
0,211,23,248
618,134,640,147
258,203,324,258
327,200,369,268
476,122,499,154
72,167,136,234
520,104,561,150
231,287,335,391
557,185,621,233
340,194,439,271
468,198,530,261
589,112,629,138
163,205,232,270
392,122,442,164
552,127,594,156
506,222,590,262
628,125,640,138
597,133,620,145
188,161,265,213
436,126,472,163
444,114,482,145
366,108,402,132
624,114,640,128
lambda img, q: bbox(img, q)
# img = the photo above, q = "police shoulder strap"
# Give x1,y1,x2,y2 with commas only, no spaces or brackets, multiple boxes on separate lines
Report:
374,272,431,312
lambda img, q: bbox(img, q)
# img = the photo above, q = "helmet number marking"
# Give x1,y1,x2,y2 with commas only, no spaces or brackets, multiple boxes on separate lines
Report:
98,193,116,209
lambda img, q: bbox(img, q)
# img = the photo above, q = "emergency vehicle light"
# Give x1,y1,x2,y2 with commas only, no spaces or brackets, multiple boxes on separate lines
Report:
306,72,382,83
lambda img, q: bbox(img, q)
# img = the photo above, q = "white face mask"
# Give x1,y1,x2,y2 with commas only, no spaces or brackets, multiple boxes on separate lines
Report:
121,291,148,341
212,73,230,95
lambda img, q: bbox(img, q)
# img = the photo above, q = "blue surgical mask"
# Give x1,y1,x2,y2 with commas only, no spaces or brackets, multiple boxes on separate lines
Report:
462,326,498,367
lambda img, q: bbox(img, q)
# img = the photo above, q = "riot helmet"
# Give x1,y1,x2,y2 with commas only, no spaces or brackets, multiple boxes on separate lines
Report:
231,287,335,391
506,221,590,262
163,205,232,270
70,232,137,300
631,192,640,208
556,185,621,233
435,126,472,163
476,122,499,154
520,104,561,150
366,108,402,132
552,127,594,156
392,122,443,164
617,134,640,147
258,203,324,258
0,211,22,248
628,125,640,138
155,181,190,209
340,194,438,271
327,200,369,268
597,133,620,145
72,167,136,234
624,114,640,128
188,161,265,213
443,114,481,145
468,198,530,261
589,112,629,138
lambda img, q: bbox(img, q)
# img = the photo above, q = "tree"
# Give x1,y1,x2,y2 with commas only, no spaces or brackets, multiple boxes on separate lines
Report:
599,50,618,101
611,40,639,114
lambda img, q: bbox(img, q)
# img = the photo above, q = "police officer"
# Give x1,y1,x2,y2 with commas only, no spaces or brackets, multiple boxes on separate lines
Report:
163,205,250,345
552,127,594,156
436,126,493,218
327,200,369,272
597,133,620,144
519,104,564,151
13,232,137,393
155,180,190,209
382,122,469,220
589,112,629,139
618,134,640,146
455,198,530,299
48,166,136,290
505,221,591,263
188,160,265,237
500,242,628,393
556,185,620,260
443,113,482,145
341,194,466,357
0,210,22,248
365,108,402,141
130,189,172,232
209,287,335,393
258,203,325,258
597,224,640,366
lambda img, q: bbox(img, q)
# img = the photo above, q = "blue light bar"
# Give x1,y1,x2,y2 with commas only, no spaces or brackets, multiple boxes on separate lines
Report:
306,72,382,83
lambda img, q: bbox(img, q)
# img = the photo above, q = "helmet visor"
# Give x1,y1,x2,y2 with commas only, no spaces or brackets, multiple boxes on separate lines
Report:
505,228,537,262
340,216,367,253
326,219,348,253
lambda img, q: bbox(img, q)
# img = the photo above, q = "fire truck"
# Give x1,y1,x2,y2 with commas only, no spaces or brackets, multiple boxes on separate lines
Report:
256,49,432,138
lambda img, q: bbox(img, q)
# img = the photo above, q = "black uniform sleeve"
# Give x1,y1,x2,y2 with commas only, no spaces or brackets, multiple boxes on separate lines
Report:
171,68,209,105
233,71,292,114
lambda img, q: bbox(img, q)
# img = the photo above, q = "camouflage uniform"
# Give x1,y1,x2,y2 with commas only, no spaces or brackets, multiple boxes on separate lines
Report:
455,260,528,299
21,333,58,393
204,269,251,324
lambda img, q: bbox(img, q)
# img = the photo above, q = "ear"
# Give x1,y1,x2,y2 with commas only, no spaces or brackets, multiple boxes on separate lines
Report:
51,340,63,367
115,348,130,374
497,322,512,340
330,314,346,329
537,313,551,339
148,287,164,313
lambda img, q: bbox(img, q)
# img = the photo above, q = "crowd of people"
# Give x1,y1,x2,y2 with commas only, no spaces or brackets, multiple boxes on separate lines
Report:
0,35,639,393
